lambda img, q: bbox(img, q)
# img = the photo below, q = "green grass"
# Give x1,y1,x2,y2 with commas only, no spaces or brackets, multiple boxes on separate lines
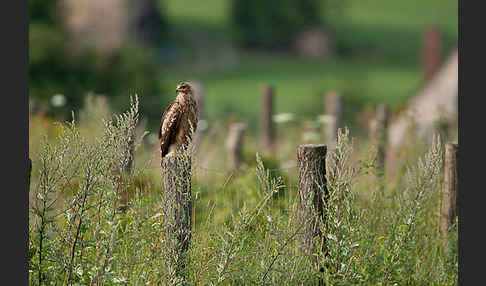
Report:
163,0,458,57
28,100,458,284
161,0,457,133
332,0,457,32
29,2,459,282
163,0,457,33
164,56,422,132
162,0,230,27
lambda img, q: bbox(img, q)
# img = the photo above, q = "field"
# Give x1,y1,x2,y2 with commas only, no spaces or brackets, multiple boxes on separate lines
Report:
28,95,458,285
160,0,458,131
28,1,458,285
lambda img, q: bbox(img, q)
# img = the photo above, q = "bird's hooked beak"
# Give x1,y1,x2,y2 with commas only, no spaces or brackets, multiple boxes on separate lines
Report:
176,82,191,95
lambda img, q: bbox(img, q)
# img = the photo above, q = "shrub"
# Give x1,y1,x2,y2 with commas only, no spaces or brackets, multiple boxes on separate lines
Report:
29,97,144,284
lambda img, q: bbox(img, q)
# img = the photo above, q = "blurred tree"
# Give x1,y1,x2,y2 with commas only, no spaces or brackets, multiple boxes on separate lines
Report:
29,0,169,129
231,0,323,49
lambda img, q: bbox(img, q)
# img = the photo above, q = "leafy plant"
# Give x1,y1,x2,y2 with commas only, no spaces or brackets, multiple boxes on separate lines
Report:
29,97,457,285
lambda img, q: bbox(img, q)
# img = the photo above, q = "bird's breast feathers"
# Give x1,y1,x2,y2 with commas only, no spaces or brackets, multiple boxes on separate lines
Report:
159,97,198,157
160,102,180,138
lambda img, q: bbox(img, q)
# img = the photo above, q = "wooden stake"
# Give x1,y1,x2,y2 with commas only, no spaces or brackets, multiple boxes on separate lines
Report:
261,84,275,155
440,142,458,235
370,104,390,173
192,81,205,153
226,123,246,170
297,144,327,276
323,92,342,150
28,157,32,192
422,26,443,82
161,152,192,276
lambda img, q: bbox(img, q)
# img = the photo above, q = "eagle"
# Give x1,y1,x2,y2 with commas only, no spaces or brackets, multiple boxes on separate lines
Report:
159,82,199,159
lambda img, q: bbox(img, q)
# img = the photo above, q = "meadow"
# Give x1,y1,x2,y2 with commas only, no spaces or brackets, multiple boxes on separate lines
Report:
28,1,458,284
160,0,458,132
28,95,458,285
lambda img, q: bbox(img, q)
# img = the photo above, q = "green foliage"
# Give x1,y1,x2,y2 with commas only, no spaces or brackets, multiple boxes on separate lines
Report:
29,0,168,128
166,57,423,135
163,0,457,130
29,97,141,284
230,0,323,49
29,98,457,285
78,44,168,128
29,0,62,25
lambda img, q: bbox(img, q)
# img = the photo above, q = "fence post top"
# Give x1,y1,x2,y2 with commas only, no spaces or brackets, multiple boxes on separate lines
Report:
299,144,327,149
229,122,247,129
377,103,390,111
298,144,327,155
262,84,275,92
445,142,458,148
324,91,340,98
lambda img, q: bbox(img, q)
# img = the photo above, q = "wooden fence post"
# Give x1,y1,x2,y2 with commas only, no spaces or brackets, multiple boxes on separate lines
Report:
124,130,135,173
226,123,246,170
422,25,442,82
323,92,342,150
440,142,458,236
161,152,192,276
369,104,390,173
192,81,205,153
117,126,135,210
297,144,327,276
301,121,318,144
28,157,32,191
261,84,275,155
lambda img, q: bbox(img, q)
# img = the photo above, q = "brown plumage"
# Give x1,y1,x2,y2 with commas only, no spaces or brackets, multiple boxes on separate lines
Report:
159,82,199,158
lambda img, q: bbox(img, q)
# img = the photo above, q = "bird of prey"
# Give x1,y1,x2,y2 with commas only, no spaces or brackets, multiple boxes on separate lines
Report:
159,82,199,158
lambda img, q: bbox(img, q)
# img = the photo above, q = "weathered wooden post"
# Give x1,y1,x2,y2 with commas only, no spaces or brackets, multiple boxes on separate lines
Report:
422,25,442,82
369,104,390,173
192,81,205,153
261,84,275,155
301,121,315,144
226,123,246,170
297,144,327,276
118,120,136,210
161,151,192,275
124,130,135,173
28,157,32,191
323,91,342,150
440,142,458,236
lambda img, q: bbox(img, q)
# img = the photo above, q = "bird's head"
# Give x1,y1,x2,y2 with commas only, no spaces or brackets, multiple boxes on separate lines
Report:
176,82,193,96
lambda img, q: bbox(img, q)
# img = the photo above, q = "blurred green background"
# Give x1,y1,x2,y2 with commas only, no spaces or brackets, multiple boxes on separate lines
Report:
29,0,458,134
